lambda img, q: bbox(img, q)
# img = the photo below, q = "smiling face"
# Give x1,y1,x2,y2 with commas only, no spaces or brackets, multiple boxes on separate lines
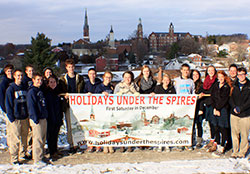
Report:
44,69,52,79
192,71,200,82
88,70,96,82
229,66,237,79
142,67,150,79
25,67,34,79
237,71,247,83
48,77,57,89
181,67,190,79
162,76,170,87
207,67,216,78
218,73,225,84
103,73,112,85
13,71,23,85
123,73,132,85
32,76,43,88
66,64,75,75
5,68,13,79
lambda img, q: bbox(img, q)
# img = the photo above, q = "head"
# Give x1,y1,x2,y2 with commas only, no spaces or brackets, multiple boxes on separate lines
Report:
162,74,171,87
25,65,34,79
140,65,152,79
65,59,75,74
32,73,43,88
237,67,247,83
217,70,228,84
180,63,190,78
43,67,53,79
191,70,201,83
13,69,23,85
102,71,113,85
88,68,97,82
229,64,238,80
122,71,134,85
47,74,58,90
3,64,14,79
205,65,217,78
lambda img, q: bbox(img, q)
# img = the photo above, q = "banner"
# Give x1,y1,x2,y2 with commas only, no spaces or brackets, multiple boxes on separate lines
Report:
69,94,197,147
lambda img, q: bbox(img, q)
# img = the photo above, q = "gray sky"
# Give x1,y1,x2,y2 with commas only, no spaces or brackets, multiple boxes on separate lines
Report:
0,0,250,45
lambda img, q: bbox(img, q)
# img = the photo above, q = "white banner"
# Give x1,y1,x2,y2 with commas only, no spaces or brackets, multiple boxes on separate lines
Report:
69,94,197,147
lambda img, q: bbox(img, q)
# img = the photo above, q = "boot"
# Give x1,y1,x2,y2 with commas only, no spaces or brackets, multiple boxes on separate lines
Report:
205,139,214,149
208,142,217,152
196,137,203,148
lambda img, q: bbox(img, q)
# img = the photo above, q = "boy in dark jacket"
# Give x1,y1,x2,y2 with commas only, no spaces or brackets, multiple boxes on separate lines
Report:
59,59,84,153
84,68,101,93
5,69,29,164
229,67,250,158
27,73,48,164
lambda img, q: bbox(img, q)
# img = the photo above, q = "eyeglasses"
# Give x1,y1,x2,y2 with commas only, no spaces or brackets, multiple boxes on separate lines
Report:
237,74,246,76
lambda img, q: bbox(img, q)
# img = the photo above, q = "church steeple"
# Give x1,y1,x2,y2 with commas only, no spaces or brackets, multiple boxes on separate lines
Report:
137,18,143,41
169,22,174,36
109,25,115,48
83,8,90,42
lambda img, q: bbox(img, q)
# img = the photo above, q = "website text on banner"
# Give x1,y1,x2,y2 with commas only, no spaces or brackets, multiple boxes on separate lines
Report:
68,94,197,147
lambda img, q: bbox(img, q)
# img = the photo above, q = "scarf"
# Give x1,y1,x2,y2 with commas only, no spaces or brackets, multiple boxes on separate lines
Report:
203,75,216,90
140,76,154,91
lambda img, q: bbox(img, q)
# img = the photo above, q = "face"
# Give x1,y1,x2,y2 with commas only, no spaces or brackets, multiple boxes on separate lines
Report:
237,71,246,83
5,69,13,79
13,71,23,84
123,73,132,85
48,78,57,89
162,76,170,86
65,64,75,74
218,73,225,84
32,76,43,87
142,67,150,78
207,67,215,77
44,69,52,79
103,73,112,84
192,71,200,82
88,70,96,81
25,67,34,78
181,67,190,78
229,67,237,79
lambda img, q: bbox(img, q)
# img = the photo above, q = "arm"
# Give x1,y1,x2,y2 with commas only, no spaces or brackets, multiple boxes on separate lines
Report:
5,87,15,122
215,85,230,110
27,90,39,124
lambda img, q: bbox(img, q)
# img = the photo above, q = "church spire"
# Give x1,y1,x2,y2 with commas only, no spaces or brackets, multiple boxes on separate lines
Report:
83,8,90,42
137,18,143,41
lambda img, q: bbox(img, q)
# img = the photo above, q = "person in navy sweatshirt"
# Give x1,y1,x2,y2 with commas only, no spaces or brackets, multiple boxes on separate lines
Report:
95,71,114,154
5,69,29,164
27,73,48,164
44,74,64,161
22,65,34,90
83,68,102,94
0,64,14,147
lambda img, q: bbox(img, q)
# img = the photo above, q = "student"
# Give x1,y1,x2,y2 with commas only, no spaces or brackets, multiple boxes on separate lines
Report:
174,63,195,94
0,64,14,147
154,74,176,94
200,65,217,149
209,71,232,155
83,68,102,93
27,73,48,164
229,67,250,158
228,64,238,84
153,73,176,152
22,65,34,90
5,69,29,164
135,65,157,94
190,70,204,148
45,75,64,160
43,67,53,80
59,59,84,153
95,71,114,154
114,71,139,152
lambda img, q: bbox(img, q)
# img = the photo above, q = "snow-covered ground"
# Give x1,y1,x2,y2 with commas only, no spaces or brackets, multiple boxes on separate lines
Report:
1,112,250,173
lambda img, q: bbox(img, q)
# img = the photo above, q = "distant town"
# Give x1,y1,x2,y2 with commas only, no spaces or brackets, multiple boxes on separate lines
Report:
0,9,249,76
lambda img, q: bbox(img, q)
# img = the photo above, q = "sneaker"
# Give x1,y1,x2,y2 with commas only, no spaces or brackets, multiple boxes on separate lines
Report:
205,139,215,149
208,142,217,152
212,151,222,158
86,147,94,153
95,147,102,153
11,161,20,165
217,145,224,154
230,152,238,159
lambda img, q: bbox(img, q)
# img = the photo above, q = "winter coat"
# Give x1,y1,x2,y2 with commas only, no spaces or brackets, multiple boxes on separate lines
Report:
83,78,102,93
95,83,114,94
5,83,28,122
211,82,230,111
59,73,85,93
0,75,13,112
154,84,176,94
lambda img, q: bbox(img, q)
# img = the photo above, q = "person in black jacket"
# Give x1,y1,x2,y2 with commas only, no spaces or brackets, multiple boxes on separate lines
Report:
27,73,48,164
199,65,218,149
135,65,157,94
83,68,102,93
22,65,34,90
153,74,176,94
44,74,64,160
229,67,250,158
5,69,29,164
209,70,232,154
190,70,204,148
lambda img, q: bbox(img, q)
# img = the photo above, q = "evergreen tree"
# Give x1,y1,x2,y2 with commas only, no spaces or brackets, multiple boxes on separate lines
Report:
23,33,56,73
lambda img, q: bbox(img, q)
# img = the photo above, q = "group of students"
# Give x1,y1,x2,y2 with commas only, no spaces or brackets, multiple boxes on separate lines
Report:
0,58,250,165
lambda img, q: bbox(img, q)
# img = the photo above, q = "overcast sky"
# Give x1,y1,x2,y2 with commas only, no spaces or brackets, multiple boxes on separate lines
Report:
0,0,250,45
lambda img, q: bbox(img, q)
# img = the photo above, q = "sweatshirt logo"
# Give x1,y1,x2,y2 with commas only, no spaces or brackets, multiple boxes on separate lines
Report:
37,91,46,107
14,90,27,103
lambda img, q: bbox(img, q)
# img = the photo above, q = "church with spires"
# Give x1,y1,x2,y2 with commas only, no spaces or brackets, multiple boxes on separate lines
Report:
148,22,202,52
